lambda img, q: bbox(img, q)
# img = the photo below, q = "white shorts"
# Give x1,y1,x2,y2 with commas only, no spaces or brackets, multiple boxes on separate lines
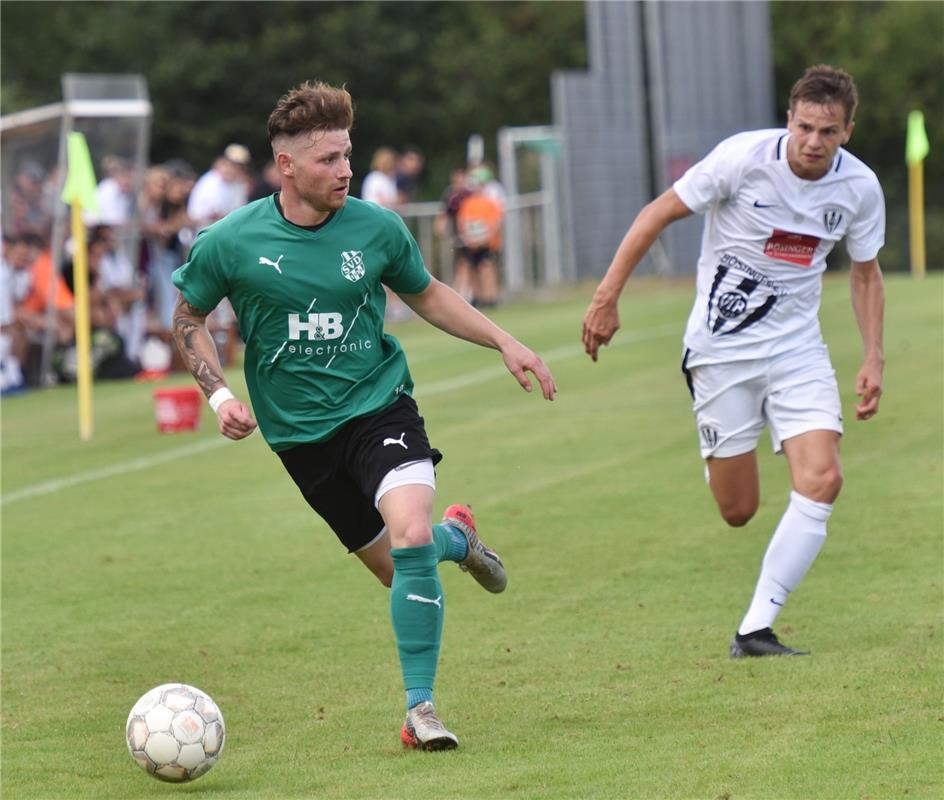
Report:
373,458,436,507
683,344,843,459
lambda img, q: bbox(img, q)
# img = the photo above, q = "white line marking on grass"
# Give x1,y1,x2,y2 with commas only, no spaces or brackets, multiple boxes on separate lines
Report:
1,437,229,506
414,322,677,398
3,323,678,506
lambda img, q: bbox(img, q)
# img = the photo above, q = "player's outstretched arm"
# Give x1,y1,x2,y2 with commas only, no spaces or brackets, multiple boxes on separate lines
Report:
172,293,257,440
849,257,885,420
582,188,692,361
400,278,557,400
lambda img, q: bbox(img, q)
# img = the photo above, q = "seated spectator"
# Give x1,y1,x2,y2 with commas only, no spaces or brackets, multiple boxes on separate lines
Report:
4,162,52,240
11,239,75,385
85,225,147,362
50,233,142,383
150,160,197,330
87,155,136,227
139,164,170,287
0,233,42,391
187,143,251,229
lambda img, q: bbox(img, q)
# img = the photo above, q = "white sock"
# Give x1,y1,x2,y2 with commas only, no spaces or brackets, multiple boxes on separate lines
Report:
737,491,832,636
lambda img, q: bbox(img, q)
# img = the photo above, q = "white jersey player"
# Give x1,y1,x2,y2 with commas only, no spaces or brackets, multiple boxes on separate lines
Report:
582,65,885,658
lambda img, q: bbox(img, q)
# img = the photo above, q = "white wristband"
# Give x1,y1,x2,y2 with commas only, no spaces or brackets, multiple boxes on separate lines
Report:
208,387,236,413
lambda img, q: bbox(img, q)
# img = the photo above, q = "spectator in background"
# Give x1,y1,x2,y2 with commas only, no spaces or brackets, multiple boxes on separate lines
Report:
187,143,251,229
435,167,473,299
250,159,282,202
85,224,147,363
82,233,142,379
455,167,504,308
139,164,170,280
149,160,197,330
5,162,52,240
362,147,411,320
0,233,42,390
476,162,507,209
49,233,142,384
395,146,425,204
15,238,75,385
361,147,400,208
89,155,136,226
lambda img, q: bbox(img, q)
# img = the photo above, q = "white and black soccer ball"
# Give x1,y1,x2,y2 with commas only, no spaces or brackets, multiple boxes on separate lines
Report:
125,683,225,782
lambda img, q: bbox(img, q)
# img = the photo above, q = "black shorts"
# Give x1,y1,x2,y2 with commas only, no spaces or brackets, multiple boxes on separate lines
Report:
277,394,443,553
456,246,498,269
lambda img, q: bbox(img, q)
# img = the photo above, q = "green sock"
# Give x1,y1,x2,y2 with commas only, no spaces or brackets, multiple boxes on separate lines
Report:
390,543,444,692
431,523,468,563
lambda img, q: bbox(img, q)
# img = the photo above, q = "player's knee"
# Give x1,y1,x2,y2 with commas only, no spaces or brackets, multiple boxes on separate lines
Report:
719,500,757,528
796,464,844,503
390,519,434,550
824,465,844,501
810,466,844,503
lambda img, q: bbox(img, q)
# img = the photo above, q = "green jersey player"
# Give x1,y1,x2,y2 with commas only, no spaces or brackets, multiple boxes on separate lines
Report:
172,80,557,750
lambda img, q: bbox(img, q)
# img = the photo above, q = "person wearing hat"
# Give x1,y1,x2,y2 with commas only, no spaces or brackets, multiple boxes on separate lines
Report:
187,143,252,229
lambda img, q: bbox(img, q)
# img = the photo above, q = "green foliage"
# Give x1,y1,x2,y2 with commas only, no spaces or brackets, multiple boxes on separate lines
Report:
771,1,944,270
0,0,587,197
2,277,943,798
1,1,940,250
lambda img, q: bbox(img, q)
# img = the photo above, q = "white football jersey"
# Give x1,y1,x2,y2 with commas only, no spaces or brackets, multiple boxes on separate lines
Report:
673,129,885,365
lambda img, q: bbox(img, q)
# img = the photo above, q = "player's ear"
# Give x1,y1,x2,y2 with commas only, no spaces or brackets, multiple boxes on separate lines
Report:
276,151,294,177
842,120,855,145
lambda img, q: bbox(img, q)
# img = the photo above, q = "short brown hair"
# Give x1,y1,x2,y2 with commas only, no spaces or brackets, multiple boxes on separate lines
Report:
267,81,354,144
789,65,858,125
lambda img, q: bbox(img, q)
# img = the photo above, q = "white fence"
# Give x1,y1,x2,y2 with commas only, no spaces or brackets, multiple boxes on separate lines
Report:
398,191,555,293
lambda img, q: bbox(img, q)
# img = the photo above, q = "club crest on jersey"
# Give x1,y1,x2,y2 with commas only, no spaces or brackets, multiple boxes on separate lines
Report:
706,260,787,337
341,250,365,282
823,208,843,234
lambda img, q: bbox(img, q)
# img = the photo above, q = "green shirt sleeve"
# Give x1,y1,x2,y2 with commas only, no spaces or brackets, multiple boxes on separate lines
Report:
171,226,231,312
381,211,432,295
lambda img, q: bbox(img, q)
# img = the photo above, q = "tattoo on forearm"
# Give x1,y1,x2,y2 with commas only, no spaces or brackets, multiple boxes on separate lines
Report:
172,299,225,398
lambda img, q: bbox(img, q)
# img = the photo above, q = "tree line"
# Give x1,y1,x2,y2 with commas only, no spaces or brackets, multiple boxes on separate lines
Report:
2,0,940,268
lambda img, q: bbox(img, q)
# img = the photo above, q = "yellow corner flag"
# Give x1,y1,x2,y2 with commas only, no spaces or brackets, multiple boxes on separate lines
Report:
61,132,99,440
906,110,930,165
905,111,929,278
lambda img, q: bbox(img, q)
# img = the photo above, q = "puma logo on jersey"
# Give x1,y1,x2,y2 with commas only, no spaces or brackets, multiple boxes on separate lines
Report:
259,254,284,273
406,593,442,608
383,433,408,449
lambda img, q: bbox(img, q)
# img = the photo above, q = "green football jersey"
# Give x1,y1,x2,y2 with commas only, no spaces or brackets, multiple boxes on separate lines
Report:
172,195,432,450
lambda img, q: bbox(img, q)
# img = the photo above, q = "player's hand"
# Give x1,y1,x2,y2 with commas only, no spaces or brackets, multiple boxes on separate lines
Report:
216,398,257,440
500,341,557,401
854,358,884,420
582,295,620,362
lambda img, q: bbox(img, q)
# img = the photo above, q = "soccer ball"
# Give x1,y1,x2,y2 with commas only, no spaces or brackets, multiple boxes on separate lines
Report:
125,683,225,782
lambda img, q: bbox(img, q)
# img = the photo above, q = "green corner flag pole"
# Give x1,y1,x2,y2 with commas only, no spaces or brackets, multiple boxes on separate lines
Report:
906,111,930,279
60,132,99,441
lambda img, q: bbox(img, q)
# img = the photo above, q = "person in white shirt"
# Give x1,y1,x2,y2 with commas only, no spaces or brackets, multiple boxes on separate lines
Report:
86,156,136,227
361,147,413,321
361,147,400,208
582,64,885,658
187,143,252,229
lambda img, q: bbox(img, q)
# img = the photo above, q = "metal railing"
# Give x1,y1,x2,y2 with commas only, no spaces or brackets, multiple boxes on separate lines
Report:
397,191,555,293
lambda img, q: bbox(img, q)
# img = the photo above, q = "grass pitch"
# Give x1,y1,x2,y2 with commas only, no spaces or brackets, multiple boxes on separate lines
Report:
2,275,942,799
